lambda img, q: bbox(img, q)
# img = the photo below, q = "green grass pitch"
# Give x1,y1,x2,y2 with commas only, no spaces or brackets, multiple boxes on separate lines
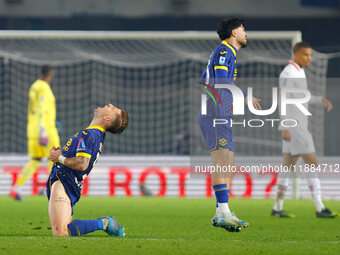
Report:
0,196,340,255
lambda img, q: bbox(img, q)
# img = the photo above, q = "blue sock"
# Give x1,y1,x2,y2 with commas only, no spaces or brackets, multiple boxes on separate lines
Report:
213,184,229,203
67,219,104,236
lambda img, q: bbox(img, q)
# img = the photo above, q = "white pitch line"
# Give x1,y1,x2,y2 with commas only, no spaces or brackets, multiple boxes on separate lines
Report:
0,237,339,244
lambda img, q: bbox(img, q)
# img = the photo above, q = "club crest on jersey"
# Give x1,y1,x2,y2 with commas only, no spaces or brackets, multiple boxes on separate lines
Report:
219,56,226,65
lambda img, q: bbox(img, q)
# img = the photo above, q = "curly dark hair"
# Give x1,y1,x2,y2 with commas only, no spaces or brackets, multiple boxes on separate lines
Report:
217,18,245,41
106,110,129,134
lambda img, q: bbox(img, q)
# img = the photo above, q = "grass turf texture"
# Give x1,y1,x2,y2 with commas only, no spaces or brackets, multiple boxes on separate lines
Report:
0,197,339,255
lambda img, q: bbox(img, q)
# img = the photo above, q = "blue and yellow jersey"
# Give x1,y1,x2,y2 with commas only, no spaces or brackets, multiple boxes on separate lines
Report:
27,79,57,137
53,126,105,191
201,40,244,117
201,40,238,83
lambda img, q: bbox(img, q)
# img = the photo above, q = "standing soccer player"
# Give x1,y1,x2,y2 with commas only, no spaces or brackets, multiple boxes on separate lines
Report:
272,41,336,218
198,18,261,232
10,65,60,201
48,103,129,236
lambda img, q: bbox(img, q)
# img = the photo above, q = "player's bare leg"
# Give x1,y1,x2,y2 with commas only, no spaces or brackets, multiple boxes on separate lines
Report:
211,149,233,186
48,180,125,237
48,181,72,236
48,181,125,237
301,153,336,218
272,153,299,218
210,149,248,232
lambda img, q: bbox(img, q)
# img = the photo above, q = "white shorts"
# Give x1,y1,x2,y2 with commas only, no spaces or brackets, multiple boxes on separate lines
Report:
282,128,315,155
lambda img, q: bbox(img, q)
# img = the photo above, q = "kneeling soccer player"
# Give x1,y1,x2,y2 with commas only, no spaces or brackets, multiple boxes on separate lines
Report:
47,103,129,237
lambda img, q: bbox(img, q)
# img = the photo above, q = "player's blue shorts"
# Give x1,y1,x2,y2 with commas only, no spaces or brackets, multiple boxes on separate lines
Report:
46,166,81,215
198,115,234,152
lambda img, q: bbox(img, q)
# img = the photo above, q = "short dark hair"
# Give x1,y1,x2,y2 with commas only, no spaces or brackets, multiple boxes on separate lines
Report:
41,65,53,77
106,110,129,134
293,41,311,53
217,18,245,41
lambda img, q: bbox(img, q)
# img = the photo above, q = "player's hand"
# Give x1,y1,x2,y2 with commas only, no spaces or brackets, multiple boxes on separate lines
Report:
322,98,333,112
49,146,62,163
38,125,49,146
281,130,291,141
246,96,262,110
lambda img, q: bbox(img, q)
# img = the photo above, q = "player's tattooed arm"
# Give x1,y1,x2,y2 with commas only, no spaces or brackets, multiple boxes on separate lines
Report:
49,147,90,171
64,156,90,171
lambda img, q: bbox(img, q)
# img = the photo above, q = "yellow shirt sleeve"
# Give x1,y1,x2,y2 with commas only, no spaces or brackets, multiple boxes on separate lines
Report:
36,82,56,130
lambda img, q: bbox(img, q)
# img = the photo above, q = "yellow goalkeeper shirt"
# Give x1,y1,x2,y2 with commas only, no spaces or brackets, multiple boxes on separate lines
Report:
27,79,56,138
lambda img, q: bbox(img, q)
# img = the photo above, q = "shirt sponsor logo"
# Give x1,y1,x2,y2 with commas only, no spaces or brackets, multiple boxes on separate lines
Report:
77,137,86,151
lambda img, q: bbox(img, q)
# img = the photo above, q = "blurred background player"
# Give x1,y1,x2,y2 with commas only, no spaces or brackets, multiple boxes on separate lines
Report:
10,65,60,201
272,41,336,218
47,103,128,237
198,18,261,232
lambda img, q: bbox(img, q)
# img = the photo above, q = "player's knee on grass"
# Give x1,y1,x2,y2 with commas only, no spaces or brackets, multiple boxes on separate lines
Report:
52,223,69,237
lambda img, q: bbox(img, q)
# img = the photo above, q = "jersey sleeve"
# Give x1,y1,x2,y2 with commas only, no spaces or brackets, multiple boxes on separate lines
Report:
213,51,234,79
278,70,301,130
213,50,246,97
36,86,54,129
310,95,323,104
75,131,95,159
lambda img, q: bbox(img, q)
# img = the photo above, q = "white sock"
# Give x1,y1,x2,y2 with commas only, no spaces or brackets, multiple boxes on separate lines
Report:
273,199,284,211
217,203,230,215
216,205,220,215
277,175,289,187
273,176,289,211
308,178,324,212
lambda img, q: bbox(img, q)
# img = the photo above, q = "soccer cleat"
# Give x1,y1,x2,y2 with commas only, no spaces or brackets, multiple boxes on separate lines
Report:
211,212,249,233
316,208,336,218
271,209,295,218
211,215,241,232
97,216,125,237
9,189,23,201
224,212,249,228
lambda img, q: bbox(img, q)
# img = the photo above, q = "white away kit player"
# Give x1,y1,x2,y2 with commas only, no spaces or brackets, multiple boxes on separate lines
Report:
272,41,336,218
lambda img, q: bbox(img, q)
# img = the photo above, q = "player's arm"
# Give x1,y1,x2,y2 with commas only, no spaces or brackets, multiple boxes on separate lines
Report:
278,72,295,141
310,95,332,112
64,156,90,171
49,147,90,171
214,52,249,98
245,96,261,110
215,51,261,110
50,131,95,171
321,98,333,112
214,53,261,110
36,87,53,145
